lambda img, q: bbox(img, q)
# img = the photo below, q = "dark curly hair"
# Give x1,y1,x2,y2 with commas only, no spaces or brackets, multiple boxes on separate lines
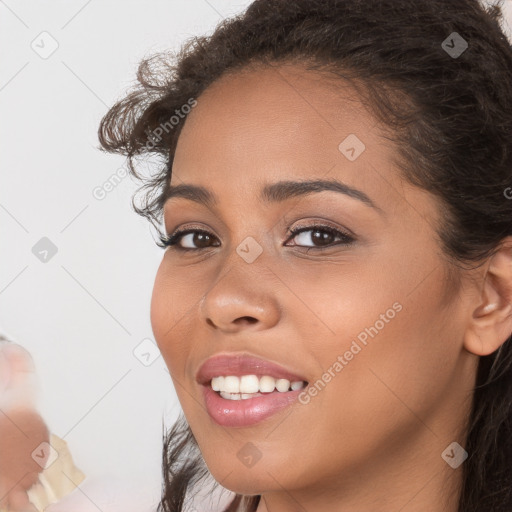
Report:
97,0,512,511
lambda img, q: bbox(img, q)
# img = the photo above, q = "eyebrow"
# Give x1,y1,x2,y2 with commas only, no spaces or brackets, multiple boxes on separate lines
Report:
163,178,380,212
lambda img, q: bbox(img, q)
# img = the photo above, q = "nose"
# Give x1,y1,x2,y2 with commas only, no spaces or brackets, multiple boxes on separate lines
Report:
200,262,281,333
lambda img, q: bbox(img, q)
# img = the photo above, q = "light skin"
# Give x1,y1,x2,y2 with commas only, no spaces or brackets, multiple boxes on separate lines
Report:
150,63,512,512
0,343,49,512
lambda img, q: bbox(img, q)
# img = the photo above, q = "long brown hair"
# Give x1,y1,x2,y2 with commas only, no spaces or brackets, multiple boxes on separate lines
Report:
98,1,512,510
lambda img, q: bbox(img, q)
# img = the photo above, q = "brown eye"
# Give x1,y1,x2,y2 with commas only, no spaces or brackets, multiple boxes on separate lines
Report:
158,229,220,250
285,225,355,249
189,232,215,249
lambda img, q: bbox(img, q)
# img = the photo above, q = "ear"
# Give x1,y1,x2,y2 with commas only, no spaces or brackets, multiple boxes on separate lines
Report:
464,237,512,356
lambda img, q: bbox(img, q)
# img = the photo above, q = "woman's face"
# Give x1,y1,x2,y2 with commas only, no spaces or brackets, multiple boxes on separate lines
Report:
150,63,478,498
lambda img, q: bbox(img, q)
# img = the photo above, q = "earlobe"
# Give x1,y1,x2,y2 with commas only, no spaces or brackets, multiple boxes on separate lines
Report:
464,237,512,357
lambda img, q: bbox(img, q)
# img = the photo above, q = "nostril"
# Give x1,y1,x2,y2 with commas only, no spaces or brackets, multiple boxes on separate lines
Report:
236,316,258,325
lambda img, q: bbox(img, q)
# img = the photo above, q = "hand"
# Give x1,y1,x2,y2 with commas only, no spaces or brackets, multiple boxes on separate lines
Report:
0,341,37,410
0,408,50,511
0,340,48,512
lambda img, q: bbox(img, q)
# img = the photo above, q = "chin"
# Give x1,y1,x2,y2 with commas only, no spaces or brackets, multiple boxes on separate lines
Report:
205,456,292,495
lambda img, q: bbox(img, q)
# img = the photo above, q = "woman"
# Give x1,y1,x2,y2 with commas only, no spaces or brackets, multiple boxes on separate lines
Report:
97,0,512,510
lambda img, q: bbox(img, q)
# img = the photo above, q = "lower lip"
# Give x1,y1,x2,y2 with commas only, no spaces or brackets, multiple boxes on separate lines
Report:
202,384,305,427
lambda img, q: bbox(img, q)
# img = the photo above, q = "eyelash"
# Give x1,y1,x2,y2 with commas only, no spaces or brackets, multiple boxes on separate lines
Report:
158,223,355,251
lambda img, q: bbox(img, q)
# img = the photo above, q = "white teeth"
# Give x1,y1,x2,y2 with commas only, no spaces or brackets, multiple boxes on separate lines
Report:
223,376,240,393
211,376,224,391
259,375,277,393
240,375,260,394
275,378,290,392
291,380,303,391
210,375,307,394
219,391,263,400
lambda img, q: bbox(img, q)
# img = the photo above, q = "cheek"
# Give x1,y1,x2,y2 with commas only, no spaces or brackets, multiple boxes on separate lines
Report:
290,260,461,451
318,262,460,399
150,262,190,374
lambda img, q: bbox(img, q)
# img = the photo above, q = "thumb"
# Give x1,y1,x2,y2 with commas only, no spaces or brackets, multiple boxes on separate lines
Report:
6,488,38,512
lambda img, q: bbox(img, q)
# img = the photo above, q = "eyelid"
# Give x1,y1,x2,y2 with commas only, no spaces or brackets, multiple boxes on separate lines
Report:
165,217,354,239
285,218,356,240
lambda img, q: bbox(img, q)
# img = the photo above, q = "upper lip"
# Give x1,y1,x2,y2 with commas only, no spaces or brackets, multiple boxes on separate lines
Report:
196,352,308,385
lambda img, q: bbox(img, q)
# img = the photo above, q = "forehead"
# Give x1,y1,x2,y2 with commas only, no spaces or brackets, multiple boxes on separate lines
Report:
173,63,393,188
173,62,382,170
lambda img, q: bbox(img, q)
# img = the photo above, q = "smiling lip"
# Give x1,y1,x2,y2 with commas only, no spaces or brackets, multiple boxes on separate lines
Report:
196,353,309,428
196,353,308,385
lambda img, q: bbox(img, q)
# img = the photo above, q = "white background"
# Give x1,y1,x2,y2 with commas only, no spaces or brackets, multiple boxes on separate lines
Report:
1,0,511,509
0,0,254,507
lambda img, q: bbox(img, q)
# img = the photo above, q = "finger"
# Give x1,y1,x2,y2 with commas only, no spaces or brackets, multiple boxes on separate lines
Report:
1,343,36,374
0,409,50,487
8,487,38,512
0,347,11,391
0,343,38,409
